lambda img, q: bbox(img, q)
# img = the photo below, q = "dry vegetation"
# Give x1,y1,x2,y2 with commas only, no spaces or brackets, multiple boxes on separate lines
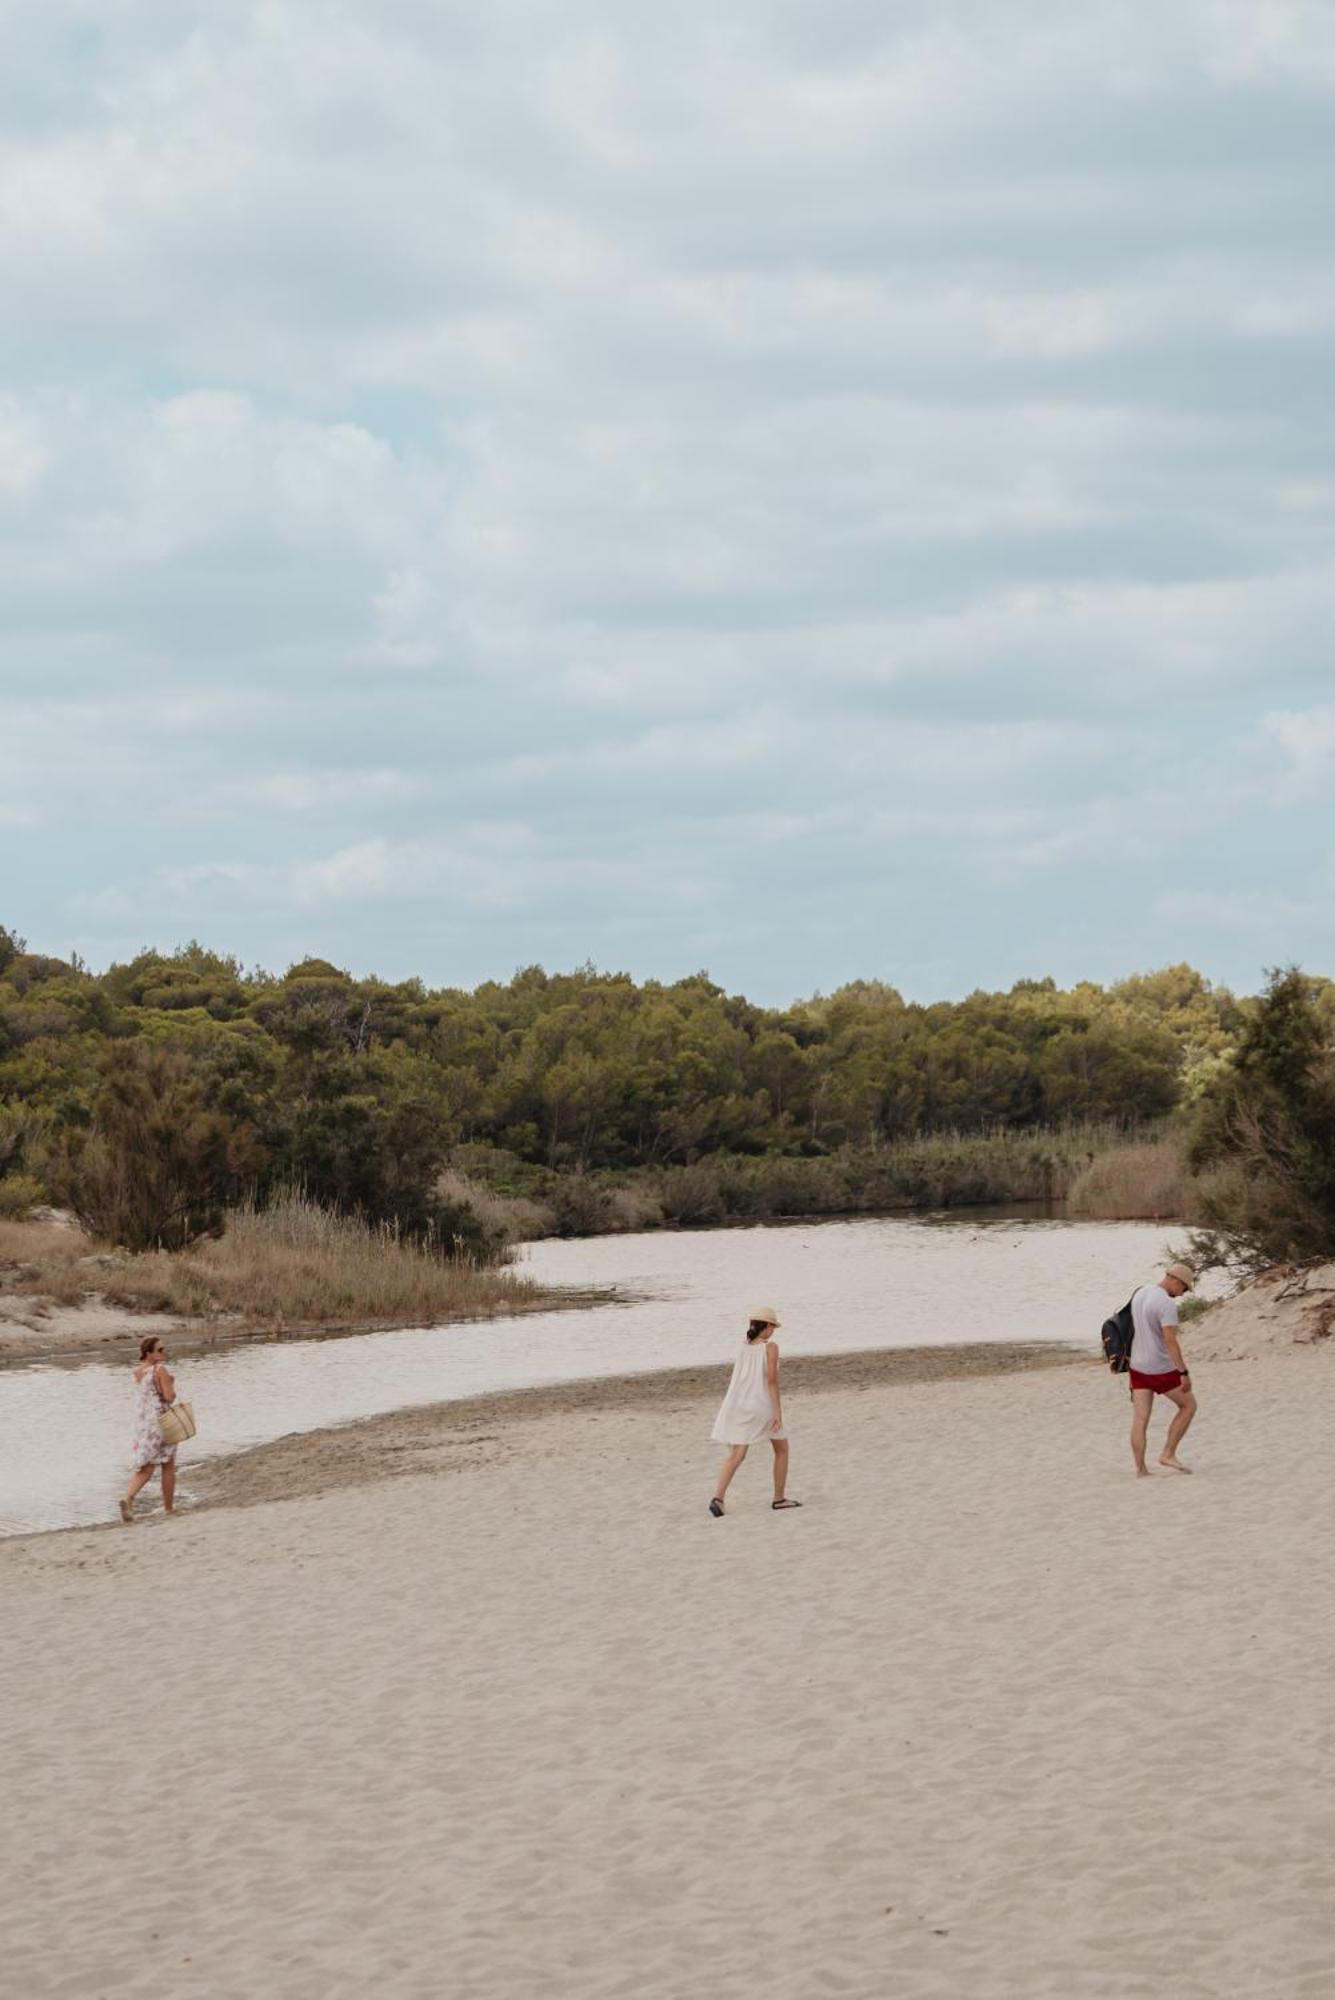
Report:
1065,1138,1198,1221
0,1194,546,1339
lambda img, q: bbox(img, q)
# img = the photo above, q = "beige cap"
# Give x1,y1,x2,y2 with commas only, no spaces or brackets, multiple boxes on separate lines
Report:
749,1306,781,1327
1165,1262,1195,1290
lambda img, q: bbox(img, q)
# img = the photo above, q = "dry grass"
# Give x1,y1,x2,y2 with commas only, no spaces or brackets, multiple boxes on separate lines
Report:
1065,1138,1197,1221
0,1195,546,1332
0,1216,96,1305
432,1169,550,1252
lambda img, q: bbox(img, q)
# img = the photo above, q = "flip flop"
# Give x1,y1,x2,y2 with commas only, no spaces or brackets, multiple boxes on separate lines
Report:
708,1498,725,1518
771,1498,802,1510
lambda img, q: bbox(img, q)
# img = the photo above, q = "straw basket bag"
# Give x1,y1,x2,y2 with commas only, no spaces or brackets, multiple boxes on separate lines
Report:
158,1400,197,1448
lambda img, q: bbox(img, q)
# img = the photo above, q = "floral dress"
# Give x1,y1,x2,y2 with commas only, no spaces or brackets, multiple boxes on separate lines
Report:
131,1366,176,1469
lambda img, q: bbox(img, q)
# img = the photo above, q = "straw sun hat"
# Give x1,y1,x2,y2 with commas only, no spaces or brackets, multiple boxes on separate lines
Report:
1165,1262,1195,1290
749,1306,781,1327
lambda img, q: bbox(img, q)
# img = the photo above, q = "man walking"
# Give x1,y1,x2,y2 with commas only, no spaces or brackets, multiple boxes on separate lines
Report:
1129,1261,1197,1476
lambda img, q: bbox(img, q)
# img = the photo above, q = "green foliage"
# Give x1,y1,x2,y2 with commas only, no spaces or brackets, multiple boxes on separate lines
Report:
0,922,1276,1240
48,1043,262,1251
0,1172,43,1219
1189,967,1335,1273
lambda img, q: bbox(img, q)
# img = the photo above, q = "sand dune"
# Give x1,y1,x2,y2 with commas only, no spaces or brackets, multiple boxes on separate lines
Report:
4,1346,1332,1998
1188,1260,1335,1361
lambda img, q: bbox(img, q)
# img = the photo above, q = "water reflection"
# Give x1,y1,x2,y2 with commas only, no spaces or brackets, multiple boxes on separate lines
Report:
0,1212,1190,1536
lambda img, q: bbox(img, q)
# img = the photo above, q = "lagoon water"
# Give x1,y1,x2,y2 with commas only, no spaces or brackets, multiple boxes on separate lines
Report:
0,1212,1194,1536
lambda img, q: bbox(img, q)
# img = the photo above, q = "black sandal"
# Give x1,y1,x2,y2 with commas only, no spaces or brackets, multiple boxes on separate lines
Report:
771,1498,802,1510
709,1498,724,1517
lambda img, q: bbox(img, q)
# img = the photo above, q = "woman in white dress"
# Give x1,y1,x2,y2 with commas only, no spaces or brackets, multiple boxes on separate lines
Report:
708,1306,800,1517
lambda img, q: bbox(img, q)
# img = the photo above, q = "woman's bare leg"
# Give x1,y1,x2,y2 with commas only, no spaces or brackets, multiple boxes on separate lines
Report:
714,1446,748,1503
122,1465,155,1509
770,1438,790,1502
161,1458,177,1513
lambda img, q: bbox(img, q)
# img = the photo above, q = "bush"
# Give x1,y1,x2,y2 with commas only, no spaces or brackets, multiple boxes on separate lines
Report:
1066,1139,1195,1220
601,1185,665,1233
1189,967,1335,1274
430,1169,549,1262
49,1043,258,1251
652,1161,729,1227
194,1195,540,1324
0,1172,44,1219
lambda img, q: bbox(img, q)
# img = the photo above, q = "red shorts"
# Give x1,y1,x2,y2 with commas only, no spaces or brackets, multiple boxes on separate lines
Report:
1130,1369,1183,1394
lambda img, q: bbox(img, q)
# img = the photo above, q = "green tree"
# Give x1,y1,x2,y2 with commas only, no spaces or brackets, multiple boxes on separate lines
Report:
268,1044,454,1238
1189,967,1335,1272
50,1043,261,1250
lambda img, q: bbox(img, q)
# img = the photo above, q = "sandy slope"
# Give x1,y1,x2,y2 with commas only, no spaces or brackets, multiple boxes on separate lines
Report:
4,1348,1332,2000
0,1293,195,1364
1188,1261,1335,1360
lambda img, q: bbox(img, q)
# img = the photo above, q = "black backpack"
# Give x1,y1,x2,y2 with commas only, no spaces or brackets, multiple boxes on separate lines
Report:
1101,1295,1136,1374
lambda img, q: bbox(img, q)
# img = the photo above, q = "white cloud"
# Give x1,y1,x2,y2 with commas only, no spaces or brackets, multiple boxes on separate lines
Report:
2,0,1334,997
229,770,423,814
1262,707,1335,787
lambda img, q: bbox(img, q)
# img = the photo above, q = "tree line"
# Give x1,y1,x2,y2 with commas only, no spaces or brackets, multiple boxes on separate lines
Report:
1,923,1330,1269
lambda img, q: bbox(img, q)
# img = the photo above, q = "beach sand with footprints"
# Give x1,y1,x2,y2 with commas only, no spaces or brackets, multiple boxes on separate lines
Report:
4,1338,1332,1999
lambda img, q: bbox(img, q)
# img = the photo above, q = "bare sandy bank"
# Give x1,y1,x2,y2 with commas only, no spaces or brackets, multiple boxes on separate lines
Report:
0,1283,591,1369
4,1341,1332,2000
182,1339,1079,1517
1187,1259,1335,1360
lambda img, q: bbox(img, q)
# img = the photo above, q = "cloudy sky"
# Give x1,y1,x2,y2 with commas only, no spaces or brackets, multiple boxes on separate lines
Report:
3,1,1333,1003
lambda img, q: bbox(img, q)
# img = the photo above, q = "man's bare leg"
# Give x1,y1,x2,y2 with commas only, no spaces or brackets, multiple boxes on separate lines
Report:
1159,1384,1198,1471
1130,1388,1155,1477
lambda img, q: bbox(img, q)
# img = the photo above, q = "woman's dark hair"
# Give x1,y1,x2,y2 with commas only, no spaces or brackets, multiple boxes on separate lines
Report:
745,1319,769,1342
139,1335,163,1362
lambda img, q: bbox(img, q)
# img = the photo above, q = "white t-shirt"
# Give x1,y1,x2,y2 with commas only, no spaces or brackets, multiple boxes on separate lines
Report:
1130,1283,1180,1375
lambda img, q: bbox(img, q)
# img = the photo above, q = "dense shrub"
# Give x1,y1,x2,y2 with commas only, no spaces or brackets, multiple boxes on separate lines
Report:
430,1169,547,1262
1189,967,1335,1273
49,1044,259,1251
0,1172,43,1219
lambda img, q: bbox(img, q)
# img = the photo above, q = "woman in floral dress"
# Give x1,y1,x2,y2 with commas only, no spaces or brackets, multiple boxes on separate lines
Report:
120,1336,179,1523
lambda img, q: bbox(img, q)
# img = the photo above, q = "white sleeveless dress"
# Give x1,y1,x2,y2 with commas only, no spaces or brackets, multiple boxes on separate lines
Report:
711,1339,786,1445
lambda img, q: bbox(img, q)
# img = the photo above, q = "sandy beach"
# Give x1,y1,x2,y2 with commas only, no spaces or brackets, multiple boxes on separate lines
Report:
4,1340,1332,2000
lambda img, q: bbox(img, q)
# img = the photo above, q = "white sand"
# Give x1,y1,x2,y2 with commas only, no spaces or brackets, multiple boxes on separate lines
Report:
0,1292,193,1364
4,1348,1332,1999
1188,1260,1335,1360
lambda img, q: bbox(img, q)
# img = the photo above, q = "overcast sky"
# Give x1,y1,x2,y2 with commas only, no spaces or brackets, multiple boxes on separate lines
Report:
3,1,1333,1003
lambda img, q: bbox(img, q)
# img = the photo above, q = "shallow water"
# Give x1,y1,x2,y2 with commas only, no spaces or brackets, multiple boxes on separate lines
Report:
0,1212,1193,1536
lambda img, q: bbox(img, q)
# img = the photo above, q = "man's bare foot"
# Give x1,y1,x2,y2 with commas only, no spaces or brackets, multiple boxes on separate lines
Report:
1158,1456,1192,1474
1135,1467,1152,1479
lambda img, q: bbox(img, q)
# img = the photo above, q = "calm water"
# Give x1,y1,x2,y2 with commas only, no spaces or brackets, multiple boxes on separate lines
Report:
0,1213,1195,1536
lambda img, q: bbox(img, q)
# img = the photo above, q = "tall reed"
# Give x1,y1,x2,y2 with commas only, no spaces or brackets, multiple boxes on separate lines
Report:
1,1194,545,1331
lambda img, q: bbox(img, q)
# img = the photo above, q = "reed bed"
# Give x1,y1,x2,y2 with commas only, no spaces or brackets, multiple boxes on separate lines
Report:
470,1122,1151,1238
0,1195,544,1331
1065,1138,1197,1221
